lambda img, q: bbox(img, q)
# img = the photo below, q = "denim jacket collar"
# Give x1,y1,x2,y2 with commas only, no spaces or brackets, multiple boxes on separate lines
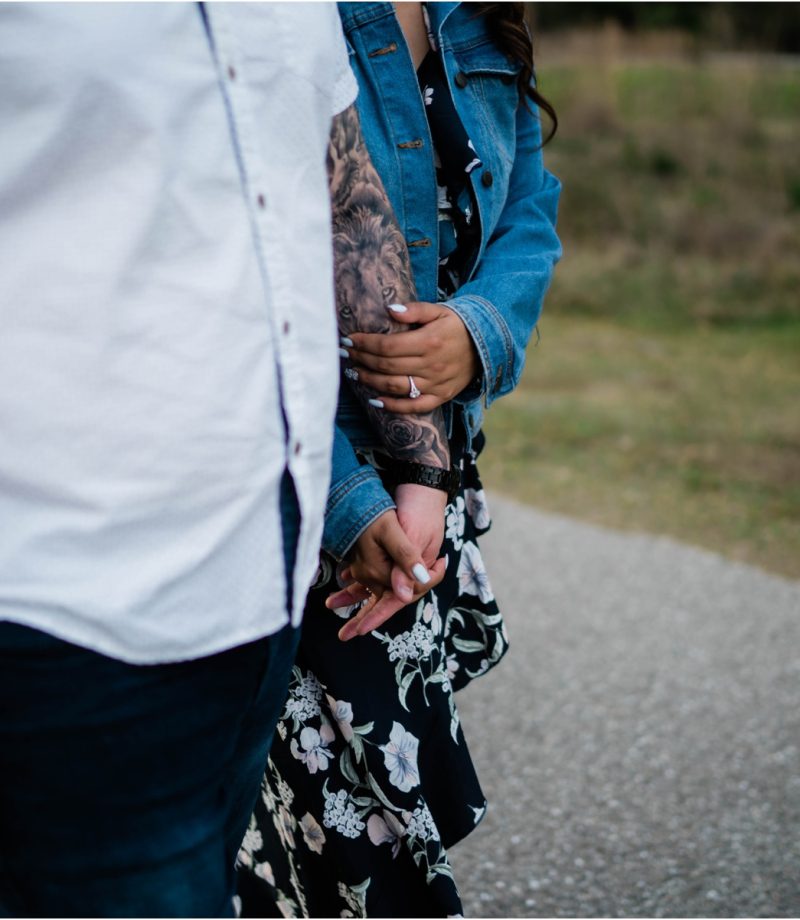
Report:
337,2,459,39
422,2,459,44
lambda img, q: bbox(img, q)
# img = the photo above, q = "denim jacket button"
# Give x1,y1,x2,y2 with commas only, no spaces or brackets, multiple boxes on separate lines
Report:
481,170,494,188
454,71,469,89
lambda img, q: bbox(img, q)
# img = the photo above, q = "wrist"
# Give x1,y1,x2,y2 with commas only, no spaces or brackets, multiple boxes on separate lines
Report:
390,460,461,503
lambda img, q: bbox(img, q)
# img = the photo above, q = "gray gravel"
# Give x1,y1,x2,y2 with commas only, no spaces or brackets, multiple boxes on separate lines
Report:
449,495,800,917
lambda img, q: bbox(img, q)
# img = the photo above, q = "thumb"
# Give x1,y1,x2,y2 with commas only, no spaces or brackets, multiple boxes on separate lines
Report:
378,515,431,600
386,301,443,327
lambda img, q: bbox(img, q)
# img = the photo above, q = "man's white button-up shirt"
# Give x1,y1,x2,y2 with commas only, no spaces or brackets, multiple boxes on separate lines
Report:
0,3,357,663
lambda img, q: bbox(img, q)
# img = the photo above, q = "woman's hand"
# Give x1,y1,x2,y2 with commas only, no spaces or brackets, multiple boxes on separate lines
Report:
343,302,481,414
335,507,437,602
327,484,448,640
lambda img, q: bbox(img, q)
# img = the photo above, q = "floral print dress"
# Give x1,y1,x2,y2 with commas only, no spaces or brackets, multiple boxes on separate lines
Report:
236,16,508,920
236,438,507,918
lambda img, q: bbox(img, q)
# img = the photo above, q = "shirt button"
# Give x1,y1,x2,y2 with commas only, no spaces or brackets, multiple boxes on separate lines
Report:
481,170,494,188
282,321,290,335
454,71,469,89
257,193,266,209
227,65,237,81
294,441,302,457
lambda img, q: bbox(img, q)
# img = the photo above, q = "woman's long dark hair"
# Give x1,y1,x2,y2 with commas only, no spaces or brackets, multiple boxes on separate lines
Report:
477,2,558,143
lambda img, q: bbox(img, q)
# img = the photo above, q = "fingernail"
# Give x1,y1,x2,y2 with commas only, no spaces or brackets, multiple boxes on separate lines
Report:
338,347,349,359
368,398,384,409
412,563,431,584
387,303,407,313
398,584,413,602
340,336,354,347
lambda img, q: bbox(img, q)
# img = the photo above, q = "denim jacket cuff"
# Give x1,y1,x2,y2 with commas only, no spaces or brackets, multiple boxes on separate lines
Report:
443,294,515,408
322,464,396,561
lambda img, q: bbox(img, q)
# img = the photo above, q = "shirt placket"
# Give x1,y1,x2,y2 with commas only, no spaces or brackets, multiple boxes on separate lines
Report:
203,5,305,458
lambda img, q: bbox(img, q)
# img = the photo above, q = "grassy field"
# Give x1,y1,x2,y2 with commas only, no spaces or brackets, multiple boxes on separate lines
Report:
479,43,800,578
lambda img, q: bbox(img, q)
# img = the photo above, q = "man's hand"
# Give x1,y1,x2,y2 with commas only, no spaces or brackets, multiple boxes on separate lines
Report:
342,302,481,414
327,484,447,641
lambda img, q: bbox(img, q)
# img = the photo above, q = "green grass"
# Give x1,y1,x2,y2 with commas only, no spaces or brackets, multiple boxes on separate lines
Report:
479,49,800,578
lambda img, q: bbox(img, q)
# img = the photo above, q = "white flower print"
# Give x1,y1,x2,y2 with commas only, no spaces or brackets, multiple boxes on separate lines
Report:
331,602,359,621
254,860,276,886
290,724,335,774
423,84,434,106
464,138,482,174
445,654,460,682
471,803,487,824
464,487,491,531
323,788,366,839
380,722,420,792
284,672,324,721
299,812,326,855
275,804,296,850
386,622,434,662
456,541,494,603
241,824,263,856
404,803,441,842
337,880,370,917
326,694,354,741
445,495,466,551
275,772,295,808
421,592,442,635
366,808,406,858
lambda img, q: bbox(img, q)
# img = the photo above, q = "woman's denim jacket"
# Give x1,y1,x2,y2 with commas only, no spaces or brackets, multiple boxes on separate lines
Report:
323,1,562,559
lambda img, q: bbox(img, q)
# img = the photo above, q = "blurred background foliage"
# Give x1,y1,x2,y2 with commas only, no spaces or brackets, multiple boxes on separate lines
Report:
480,3,800,577
531,3,800,53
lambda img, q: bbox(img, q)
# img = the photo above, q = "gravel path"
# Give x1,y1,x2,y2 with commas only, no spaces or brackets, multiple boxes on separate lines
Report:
449,495,800,917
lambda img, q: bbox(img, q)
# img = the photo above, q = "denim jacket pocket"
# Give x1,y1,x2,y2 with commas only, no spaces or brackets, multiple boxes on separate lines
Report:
449,42,521,168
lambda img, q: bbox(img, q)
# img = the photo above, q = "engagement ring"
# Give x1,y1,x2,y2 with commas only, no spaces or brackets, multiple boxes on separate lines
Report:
408,375,421,399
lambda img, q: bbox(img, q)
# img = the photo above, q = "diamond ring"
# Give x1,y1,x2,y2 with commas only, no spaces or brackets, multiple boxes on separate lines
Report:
408,375,421,399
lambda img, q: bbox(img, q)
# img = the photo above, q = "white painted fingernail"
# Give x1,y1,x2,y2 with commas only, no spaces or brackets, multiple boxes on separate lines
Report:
387,303,407,313
340,336,354,347
412,563,431,584
338,347,349,359
368,398,384,409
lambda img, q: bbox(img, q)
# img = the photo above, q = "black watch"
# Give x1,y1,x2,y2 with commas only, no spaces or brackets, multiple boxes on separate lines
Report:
391,461,461,503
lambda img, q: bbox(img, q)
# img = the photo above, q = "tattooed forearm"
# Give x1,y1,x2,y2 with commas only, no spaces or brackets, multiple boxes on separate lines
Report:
328,103,449,469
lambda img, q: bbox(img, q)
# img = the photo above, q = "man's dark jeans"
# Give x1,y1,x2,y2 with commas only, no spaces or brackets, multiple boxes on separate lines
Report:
0,471,301,917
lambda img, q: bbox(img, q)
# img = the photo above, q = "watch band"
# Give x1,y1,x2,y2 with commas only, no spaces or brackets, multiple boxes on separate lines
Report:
391,461,461,503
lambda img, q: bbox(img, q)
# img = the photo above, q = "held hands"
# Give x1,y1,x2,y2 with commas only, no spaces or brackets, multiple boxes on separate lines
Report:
330,301,463,638
326,484,447,641
342,302,481,413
